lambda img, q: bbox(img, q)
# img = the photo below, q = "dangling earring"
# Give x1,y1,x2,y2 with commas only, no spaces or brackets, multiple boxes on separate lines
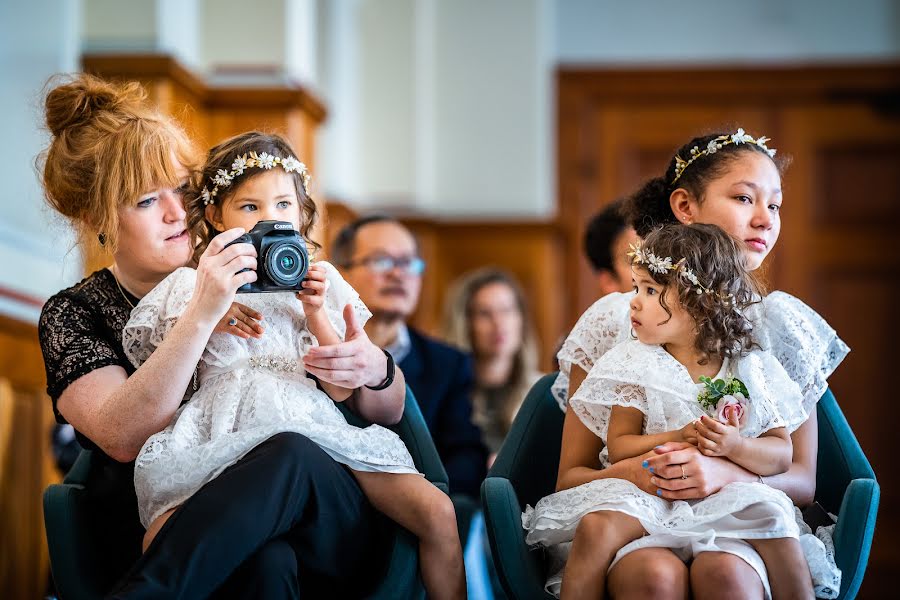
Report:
98,232,107,247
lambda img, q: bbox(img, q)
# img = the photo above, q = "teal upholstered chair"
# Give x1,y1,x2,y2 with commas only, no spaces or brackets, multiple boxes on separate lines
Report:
481,373,879,600
44,385,446,600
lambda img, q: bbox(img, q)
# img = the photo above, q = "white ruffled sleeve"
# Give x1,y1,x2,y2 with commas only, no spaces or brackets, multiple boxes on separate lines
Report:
553,292,633,410
122,267,197,368
568,341,667,444
317,261,372,340
735,350,808,435
754,292,849,416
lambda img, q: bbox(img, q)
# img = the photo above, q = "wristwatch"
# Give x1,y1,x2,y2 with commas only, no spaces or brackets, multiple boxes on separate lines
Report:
364,348,396,391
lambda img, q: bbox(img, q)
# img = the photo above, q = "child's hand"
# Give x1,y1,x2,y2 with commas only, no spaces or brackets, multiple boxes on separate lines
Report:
296,264,328,316
214,302,265,339
679,420,699,445
695,414,743,457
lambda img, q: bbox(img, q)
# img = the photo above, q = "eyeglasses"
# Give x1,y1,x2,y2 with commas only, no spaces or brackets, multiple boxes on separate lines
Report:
346,255,426,275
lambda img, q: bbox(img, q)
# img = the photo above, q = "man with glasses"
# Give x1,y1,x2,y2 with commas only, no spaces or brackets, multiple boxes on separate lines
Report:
332,215,488,506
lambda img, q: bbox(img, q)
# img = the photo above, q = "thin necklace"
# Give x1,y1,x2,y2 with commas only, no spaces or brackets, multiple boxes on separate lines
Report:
111,265,200,391
110,267,136,309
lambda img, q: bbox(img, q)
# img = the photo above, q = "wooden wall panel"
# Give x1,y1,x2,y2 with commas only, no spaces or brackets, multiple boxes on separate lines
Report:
404,221,565,371
0,317,56,599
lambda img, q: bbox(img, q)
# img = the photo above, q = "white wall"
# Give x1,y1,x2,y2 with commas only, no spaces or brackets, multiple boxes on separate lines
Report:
556,0,900,64
315,0,554,217
0,0,83,322
201,0,286,73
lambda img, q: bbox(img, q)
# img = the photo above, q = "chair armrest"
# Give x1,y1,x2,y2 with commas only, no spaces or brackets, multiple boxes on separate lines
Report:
833,478,880,600
43,483,109,600
393,388,449,488
482,477,554,600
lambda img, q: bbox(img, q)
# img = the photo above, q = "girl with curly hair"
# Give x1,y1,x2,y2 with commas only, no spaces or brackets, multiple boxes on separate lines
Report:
524,224,839,599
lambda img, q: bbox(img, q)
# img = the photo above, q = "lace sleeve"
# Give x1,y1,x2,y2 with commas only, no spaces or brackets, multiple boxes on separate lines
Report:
122,268,197,367
552,292,633,410
39,293,125,406
318,261,372,339
757,292,850,415
568,342,654,442
738,350,808,435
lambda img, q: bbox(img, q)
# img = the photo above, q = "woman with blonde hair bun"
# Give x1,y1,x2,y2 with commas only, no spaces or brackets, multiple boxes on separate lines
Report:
444,268,542,463
37,73,408,598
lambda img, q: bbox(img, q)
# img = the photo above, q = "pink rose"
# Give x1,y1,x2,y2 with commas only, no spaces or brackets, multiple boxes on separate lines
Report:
715,393,748,427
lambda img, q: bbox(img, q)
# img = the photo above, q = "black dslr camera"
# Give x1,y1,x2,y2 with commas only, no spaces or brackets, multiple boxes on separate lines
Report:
225,220,309,293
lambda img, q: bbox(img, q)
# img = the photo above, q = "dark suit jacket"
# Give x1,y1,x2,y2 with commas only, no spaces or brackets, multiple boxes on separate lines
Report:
399,328,488,498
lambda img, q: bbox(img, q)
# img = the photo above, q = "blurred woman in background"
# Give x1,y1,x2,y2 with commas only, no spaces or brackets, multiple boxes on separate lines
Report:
444,268,542,465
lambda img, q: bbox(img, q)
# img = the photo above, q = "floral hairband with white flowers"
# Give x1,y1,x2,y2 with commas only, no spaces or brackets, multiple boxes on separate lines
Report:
672,128,777,185
201,151,311,206
628,242,735,304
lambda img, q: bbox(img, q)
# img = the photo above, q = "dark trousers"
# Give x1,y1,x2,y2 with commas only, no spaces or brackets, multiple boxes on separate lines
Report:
109,432,391,599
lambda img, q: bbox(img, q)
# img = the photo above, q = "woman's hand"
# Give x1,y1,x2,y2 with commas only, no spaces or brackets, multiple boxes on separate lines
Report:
643,441,753,500
302,304,388,389
214,302,265,339
189,228,258,325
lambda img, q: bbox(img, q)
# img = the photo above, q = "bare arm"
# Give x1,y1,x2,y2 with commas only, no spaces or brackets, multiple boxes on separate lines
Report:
304,303,405,425
299,264,352,402
556,365,655,494
57,228,258,462
756,413,818,506
645,415,817,506
607,405,689,464
695,413,792,476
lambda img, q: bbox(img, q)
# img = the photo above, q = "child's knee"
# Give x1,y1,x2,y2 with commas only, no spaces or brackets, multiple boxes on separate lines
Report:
573,510,617,545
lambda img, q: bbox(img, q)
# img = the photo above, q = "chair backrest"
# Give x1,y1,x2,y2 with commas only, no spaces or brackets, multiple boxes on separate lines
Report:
489,373,563,509
338,384,449,490
815,388,877,514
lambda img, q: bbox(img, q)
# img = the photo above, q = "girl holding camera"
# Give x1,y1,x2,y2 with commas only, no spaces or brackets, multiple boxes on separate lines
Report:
128,131,465,600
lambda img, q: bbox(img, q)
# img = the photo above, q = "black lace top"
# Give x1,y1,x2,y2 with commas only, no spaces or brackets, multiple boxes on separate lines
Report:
39,268,140,451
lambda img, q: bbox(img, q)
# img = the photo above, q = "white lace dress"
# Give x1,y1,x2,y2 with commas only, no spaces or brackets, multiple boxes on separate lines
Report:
523,341,841,599
124,263,419,529
552,291,849,414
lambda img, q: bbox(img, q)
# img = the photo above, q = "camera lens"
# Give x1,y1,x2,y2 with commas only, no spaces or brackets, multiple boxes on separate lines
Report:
264,240,308,287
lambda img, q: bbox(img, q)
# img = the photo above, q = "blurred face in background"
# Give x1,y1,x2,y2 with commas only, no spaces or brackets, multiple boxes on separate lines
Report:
342,220,423,321
602,226,640,295
469,281,523,361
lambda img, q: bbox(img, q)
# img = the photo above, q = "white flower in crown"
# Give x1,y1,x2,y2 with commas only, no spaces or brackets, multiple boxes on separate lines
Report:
281,156,304,173
731,128,753,145
646,253,673,275
201,187,213,206
231,154,248,175
627,243,646,264
680,267,700,287
257,152,276,169
213,169,233,188
707,140,720,154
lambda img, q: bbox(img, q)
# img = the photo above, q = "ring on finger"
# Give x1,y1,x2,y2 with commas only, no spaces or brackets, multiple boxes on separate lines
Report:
680,465,687,480
228,317,238,327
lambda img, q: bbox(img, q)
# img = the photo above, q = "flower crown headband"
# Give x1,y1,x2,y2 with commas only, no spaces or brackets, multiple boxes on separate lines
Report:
672,128,776,185
201,151,311,206
628,242,735,305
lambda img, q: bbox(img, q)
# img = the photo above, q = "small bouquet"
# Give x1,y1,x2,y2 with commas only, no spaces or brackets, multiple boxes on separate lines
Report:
697,375,749,427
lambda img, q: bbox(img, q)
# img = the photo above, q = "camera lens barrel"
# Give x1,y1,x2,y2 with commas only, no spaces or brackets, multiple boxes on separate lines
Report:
264,240,308,287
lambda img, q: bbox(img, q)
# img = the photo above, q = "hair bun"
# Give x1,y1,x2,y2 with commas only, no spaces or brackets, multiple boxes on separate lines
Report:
625,176,675,237
44,74,146,137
